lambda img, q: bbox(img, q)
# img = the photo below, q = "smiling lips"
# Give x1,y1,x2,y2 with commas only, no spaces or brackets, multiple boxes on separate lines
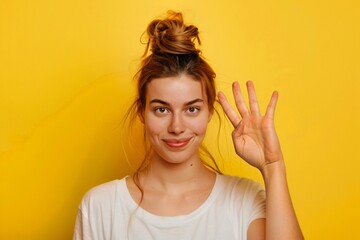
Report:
162,137,193,148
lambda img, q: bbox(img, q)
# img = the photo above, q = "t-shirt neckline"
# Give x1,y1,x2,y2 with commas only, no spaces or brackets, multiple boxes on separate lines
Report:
118,173,222,227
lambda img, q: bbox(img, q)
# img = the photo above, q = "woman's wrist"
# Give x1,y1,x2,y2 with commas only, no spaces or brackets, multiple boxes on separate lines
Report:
260,159,287,184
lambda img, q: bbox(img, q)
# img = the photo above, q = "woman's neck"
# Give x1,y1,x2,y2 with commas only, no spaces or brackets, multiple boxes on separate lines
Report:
140,154,215,194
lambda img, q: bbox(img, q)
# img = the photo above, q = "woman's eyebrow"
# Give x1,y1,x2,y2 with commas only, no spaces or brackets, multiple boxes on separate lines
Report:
185,98,204,106
149,98,204,106
149,99,170,105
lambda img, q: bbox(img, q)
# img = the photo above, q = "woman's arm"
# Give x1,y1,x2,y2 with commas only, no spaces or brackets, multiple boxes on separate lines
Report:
218,81,303,240
261,161,303,240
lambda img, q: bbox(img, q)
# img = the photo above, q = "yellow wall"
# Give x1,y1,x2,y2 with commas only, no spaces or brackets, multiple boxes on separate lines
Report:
1,0,359,239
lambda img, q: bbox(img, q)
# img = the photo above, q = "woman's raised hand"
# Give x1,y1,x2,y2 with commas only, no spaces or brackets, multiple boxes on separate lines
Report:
218,81,284,173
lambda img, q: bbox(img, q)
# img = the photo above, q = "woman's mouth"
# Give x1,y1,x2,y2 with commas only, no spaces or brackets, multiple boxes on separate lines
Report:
162,137,193,148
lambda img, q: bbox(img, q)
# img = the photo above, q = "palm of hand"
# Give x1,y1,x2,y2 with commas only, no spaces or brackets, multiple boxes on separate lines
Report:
218,81,283,172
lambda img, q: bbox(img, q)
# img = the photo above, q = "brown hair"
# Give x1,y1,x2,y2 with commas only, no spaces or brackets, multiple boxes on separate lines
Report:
128,11,221,204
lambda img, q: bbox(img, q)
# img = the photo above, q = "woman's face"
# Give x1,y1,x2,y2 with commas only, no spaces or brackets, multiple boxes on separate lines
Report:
143,74,212,165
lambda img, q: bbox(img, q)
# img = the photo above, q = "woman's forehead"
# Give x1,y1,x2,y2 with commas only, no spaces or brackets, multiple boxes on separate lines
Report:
146,75,207,103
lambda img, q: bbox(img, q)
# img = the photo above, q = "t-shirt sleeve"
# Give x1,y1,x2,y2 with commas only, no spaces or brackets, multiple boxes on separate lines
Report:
247,182,266,223
229,177,266,239
73,198,92,240
72,180,119,240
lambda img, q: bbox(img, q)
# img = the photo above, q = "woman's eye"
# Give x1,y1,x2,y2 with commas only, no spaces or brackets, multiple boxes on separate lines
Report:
187,107,199,114
155,107,168,114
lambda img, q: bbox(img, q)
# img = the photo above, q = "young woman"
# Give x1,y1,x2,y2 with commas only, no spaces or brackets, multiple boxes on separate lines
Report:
74,11,303,240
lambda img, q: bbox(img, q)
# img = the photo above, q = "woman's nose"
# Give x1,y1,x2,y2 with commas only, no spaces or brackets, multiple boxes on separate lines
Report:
168,114,185,134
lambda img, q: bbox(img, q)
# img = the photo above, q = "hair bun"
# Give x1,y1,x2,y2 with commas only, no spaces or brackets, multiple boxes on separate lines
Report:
146,11,201,55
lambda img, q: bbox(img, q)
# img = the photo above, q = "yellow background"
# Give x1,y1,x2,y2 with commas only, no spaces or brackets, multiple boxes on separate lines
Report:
1,0,359,239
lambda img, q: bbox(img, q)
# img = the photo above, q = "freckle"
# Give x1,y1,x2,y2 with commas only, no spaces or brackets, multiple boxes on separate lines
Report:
190,163,193,166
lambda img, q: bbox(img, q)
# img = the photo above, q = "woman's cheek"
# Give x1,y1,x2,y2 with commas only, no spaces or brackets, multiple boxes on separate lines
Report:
188,117,209,135
146,116,167,135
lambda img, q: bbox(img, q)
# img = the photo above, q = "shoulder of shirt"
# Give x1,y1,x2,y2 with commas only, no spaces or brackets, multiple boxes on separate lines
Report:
217,174,264,195
80,176,127,206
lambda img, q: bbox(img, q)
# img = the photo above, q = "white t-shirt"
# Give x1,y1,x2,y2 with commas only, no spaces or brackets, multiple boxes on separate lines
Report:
73,174,266,240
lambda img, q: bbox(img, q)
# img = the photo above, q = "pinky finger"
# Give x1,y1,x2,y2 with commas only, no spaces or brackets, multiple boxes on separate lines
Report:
265,91,279,120
218,91,241,128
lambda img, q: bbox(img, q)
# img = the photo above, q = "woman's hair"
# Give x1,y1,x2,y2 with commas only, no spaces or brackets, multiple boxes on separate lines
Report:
135,11,217,116
128,11,221,204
